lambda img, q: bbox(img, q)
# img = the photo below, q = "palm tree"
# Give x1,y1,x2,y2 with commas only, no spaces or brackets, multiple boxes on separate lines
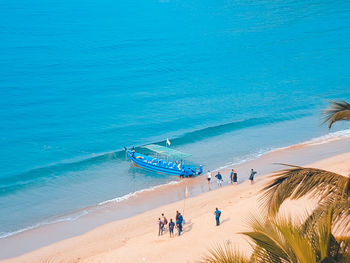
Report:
323,100,350,128
261,165,350,234
197,244,250,263
198,100,350,262
197,212,350,263
243,211,350,263
261,100,350,234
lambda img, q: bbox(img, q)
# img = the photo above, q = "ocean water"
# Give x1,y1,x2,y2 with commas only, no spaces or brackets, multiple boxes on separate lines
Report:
0,0,350,237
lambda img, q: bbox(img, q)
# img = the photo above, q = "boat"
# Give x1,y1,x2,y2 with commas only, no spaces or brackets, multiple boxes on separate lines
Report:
125,144,203,177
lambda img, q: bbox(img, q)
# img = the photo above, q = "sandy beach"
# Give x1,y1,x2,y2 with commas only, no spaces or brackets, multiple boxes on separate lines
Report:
1,137,349,263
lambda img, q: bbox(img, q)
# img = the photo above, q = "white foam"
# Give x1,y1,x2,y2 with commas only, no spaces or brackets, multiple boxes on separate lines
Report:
98,180,180,205
270,128,350,153
301,128,350,146
3,129,348,240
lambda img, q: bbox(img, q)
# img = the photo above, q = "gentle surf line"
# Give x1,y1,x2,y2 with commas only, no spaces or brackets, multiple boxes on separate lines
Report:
0,112,309,193
1,129,349,240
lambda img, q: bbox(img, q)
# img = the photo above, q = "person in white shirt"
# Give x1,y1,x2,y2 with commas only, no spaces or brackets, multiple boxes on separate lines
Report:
207,171,212,190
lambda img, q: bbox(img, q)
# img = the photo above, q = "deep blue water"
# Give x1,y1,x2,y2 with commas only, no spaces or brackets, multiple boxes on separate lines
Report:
0,0,350,236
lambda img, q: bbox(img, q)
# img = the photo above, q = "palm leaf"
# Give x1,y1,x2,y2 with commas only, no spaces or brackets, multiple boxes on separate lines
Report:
261,165,350,216
196,244,250,263
242,215,316,263
323,100,350,128
303,198,350,235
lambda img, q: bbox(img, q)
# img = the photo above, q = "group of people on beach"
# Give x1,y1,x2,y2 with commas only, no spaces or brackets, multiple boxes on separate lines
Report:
206,168,257,188
158,211,184,237
158,207,223,238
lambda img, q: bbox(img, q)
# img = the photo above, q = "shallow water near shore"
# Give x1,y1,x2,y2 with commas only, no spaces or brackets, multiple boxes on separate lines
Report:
1,0,350,251
0,137,349,259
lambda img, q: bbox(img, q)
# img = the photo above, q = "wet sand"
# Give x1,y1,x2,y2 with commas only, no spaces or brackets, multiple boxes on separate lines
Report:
0,137,349,261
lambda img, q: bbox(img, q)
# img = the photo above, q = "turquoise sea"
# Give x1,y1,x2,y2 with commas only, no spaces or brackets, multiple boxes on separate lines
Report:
0,0,350,237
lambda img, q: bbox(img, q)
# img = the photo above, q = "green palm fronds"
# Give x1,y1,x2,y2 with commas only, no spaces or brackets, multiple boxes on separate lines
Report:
323,100,350,129
261,165,350,216
261,165,350,235
242,215,315,263
241,211,350,263
196,244,250,263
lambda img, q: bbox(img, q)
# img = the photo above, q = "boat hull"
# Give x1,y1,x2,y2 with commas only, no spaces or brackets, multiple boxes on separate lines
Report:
126,150,196,176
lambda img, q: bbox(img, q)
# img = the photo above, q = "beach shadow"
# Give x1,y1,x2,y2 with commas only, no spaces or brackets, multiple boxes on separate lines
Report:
182,219,193,233
220,217,230,225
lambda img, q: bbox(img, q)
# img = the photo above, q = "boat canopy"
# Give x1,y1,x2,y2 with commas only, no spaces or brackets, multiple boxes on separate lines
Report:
142,144,191,159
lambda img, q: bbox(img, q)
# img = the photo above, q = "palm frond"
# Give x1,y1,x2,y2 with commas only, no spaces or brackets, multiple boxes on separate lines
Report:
261,165,350,216
196,244,250,263
242,215,316,263
303,198,350,235
323,100,350,129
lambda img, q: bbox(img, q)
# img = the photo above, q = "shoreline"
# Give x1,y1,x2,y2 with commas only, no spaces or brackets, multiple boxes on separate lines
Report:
0,135,350,260
1,150,349,263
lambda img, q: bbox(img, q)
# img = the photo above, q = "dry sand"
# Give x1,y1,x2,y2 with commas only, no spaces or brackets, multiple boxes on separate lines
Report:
2,152,349,263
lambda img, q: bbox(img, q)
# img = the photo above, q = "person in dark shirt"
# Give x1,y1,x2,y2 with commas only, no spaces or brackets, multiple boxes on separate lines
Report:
233,169,238,184
168,219,175,237
180,169,185,178
214,208,221,226
249,169,257,184
158,218,164,236
215,172,223,187
175,210,180,222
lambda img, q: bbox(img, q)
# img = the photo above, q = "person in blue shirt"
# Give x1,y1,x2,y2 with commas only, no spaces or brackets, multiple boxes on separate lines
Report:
176,217,183,236
230,169,234,184
168,219,175,237
215,172,223,187
214,208,221,226
180,169,185,178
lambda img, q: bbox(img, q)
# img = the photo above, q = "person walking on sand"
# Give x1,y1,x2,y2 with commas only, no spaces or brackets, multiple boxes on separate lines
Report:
176,216,183,236
175,210,180,222
214,207,221,226
207,170,212,190
229,169,234,184
215,172,223,187
161,213,168,230
249,169,257,184
168,219,175,237
158,218,164,236
232,169,238,184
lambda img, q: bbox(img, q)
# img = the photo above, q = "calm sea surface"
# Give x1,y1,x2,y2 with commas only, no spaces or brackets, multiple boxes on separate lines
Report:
0,0,350,236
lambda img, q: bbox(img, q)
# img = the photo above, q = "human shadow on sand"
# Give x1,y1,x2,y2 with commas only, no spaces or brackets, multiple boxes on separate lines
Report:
182,219,193,233
220,217,230,225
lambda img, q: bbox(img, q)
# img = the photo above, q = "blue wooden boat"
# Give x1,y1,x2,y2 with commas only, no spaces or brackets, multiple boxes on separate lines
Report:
125,144,202,177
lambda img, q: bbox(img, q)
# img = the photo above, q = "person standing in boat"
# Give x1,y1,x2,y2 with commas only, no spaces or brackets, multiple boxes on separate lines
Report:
180,169,185,178
131,146,136,157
